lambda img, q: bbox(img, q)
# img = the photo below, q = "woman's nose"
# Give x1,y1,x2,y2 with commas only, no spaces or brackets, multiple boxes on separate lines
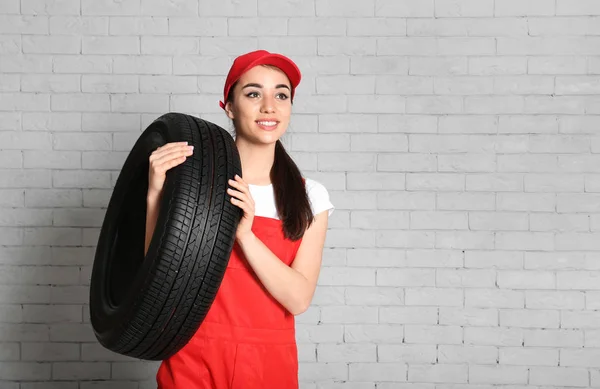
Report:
260,96,275,112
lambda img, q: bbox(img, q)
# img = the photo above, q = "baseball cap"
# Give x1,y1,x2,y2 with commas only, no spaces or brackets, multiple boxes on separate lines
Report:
219,50,302,110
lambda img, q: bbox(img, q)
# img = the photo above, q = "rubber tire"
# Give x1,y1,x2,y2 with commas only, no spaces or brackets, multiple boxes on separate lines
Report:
89,112,243,361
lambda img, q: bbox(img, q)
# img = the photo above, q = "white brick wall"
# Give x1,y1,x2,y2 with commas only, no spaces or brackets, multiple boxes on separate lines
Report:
1,0,600,387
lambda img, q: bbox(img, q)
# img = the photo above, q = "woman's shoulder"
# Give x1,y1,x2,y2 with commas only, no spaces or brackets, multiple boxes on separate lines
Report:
302,177,335,217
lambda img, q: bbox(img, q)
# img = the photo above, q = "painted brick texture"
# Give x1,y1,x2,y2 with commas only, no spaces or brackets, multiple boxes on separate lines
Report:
1,0,600,388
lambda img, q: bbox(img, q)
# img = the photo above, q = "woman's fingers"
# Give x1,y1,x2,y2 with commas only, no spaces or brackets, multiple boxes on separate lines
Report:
227,188,255,214
153,146,193,165
151,145,193,165
151,142,189,160
156,154,189,173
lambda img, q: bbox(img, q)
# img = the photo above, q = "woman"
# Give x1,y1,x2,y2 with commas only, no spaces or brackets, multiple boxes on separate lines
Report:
146,50,335,388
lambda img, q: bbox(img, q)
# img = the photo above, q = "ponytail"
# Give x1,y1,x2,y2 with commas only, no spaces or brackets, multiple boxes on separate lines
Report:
271,139,314,240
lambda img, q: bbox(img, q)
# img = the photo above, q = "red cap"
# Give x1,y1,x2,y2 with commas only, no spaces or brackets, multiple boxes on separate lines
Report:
219,50,302,110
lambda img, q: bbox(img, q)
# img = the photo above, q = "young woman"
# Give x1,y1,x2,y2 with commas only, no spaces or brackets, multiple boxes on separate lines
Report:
146,50,335,388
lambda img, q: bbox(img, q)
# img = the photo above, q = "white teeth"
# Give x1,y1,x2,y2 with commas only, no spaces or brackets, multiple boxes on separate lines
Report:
257,121,276,126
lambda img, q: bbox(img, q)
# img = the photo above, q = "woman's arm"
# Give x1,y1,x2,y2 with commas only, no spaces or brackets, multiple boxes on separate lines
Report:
237,210,329,316
144,142,194,256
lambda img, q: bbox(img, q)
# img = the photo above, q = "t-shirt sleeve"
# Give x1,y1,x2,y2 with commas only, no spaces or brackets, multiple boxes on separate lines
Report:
307,179,335,217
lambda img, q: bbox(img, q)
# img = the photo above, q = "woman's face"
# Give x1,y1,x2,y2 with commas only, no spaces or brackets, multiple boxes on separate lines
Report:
225,65,292,145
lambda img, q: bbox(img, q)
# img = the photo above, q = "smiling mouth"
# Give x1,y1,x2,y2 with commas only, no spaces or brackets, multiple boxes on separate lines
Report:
256,121,279,130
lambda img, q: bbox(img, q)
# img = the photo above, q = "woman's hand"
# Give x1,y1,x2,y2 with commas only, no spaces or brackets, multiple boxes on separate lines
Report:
148,141,194,199
227,174,255,242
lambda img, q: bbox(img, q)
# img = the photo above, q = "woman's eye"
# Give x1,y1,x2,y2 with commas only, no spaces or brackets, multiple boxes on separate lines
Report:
245,92,289,100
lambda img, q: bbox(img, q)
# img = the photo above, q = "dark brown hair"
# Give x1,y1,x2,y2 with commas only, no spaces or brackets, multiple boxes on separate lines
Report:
226,66,314,241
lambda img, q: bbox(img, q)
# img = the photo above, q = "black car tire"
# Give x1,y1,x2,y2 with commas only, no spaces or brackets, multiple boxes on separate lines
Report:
90,112,242,360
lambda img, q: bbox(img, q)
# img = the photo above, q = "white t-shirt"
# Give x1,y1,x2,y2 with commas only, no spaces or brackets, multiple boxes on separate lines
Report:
248,177,335,220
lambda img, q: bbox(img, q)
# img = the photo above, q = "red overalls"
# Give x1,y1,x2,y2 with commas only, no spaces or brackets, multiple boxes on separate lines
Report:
156,215,303,388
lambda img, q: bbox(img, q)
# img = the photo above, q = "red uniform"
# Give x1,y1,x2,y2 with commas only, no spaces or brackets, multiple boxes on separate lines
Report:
156,215,303,388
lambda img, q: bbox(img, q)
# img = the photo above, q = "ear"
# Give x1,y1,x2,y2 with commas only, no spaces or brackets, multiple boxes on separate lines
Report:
225,101,235,120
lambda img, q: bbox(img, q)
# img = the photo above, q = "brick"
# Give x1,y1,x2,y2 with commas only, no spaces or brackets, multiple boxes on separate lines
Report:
0,0,19,13
318,267,375,286
464,327,524,346
500,309,560,328
496,231,554,251
498,37,600,55
495,0,555,16
465,289,524,308
317,75,375,95
469,365,528,384
439,307,498,326
21,0,79,15
320,306,378,324
316,0,374,16
349,363,406,381
258,0,314,16
82,75,138,93
410,18,527,37
352,56,407,75
140,0,197,16
348,95,404,114
469,56,527,75
438,345,497,364
378,76,433,95
260,37,317,56
0,362,51,380
379,344,436,364
437,192,495,211
416,134,495,153
410,56,467,76
557,0,600,15
113,55,170,74
317,344,376,362
22,35,79,54
51,94,110,112
530,366,589,387
378,153,436,172
319,38,376,55
378,37,436,56
348,18,405,36
409,364,468,383
376,0,434,17
21,342,79,361
406,96,462,114
141,36,199,55
228,18,286,36
346,288,404,306
405,287,463,307
529,56,587,74
53,362,110,380
525,328,583,347
529,16,600,36
111,16,169,35
318,114,377,133
435,76,493,95
83,36,139,54
435,0,494,16
406,173,463,191
378,191,435,209
299,363,347,381
82,0,141,15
